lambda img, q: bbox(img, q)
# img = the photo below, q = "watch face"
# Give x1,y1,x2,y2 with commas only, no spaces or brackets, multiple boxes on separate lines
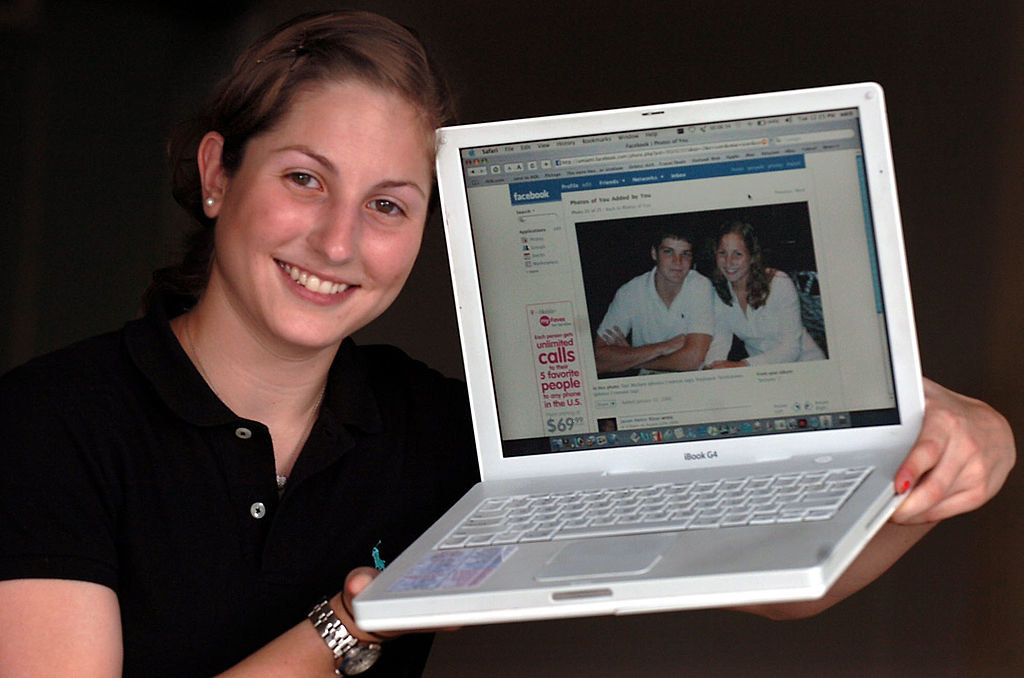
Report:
340,643,382,675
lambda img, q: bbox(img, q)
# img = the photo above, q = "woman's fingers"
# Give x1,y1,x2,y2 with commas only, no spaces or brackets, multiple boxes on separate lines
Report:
340,567,391,642
890,378,1015,524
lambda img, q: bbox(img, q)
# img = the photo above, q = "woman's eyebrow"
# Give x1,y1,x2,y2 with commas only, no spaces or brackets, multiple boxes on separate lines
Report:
375,179,428,198
274,145,336,172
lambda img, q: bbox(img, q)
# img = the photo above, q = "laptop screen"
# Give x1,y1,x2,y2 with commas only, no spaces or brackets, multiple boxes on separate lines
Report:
456,107,899,457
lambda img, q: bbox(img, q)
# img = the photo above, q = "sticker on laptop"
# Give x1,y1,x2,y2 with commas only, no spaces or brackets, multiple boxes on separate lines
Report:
388,546,516,592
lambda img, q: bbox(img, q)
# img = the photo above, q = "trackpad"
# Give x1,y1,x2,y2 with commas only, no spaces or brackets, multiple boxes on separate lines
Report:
535,534,675,582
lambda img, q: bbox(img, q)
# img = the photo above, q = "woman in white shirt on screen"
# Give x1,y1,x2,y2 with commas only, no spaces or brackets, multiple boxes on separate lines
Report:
704,219,825,369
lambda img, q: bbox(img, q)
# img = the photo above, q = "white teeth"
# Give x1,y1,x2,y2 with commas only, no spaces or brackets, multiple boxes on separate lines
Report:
280,262,349,295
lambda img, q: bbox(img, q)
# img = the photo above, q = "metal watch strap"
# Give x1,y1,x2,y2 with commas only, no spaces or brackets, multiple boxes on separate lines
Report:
308,599,381,675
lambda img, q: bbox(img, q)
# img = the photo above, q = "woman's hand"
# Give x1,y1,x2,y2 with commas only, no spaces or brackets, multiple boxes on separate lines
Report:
891,378,1015,524
338,567,394,642
738,378,1014,621
340,567,460,639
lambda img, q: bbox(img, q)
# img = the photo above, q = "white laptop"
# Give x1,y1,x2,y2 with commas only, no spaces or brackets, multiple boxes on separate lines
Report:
354,83,923,631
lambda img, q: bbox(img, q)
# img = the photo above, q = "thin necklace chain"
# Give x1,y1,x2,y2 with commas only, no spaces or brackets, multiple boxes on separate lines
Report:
183,315,325,488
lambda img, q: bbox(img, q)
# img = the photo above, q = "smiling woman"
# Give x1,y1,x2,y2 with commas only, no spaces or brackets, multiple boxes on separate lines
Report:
187,82,434,356
149,10,451,317
704,220,825,369
0,10,478,678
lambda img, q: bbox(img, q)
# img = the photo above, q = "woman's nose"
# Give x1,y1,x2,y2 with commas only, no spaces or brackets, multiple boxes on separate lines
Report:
310,204,360,262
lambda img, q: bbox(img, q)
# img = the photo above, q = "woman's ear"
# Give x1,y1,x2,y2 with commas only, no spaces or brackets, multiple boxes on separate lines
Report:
197,131,227,219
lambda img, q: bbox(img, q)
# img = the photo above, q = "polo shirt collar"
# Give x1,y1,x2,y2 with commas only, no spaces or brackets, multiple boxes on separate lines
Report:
124,295,383,435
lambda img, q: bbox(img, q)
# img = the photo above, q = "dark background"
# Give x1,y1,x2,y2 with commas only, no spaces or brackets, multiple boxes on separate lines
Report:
3,1,1021,675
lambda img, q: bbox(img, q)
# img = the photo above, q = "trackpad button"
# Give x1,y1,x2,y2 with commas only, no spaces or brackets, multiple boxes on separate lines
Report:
535,534,674,582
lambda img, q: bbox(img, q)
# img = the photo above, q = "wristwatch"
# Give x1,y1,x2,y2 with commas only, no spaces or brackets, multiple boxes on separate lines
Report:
308,599,382,675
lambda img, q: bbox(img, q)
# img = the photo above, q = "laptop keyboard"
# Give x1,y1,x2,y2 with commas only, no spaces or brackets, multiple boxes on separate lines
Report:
437,466,873,550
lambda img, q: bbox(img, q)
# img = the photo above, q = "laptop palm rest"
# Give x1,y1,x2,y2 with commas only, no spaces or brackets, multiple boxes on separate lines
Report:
535,534,675,582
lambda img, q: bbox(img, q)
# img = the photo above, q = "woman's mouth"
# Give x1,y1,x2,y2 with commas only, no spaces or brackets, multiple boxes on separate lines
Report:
277,261,350,295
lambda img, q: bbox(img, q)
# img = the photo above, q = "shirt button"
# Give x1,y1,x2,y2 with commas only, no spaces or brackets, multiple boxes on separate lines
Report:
235,427,252,440
250,502,266,519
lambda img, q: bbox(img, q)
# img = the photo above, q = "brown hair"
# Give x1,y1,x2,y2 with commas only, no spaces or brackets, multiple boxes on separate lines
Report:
650,229,696,252
712,220,771,310
146,10,456,314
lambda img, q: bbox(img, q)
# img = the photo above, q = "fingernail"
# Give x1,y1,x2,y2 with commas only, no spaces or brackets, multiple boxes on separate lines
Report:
896,478,911,494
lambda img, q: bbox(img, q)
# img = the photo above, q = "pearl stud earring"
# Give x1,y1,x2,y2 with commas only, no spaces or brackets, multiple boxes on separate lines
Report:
205,197,216,207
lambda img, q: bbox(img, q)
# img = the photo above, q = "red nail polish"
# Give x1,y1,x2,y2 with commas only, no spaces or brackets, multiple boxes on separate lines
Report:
897,479,911,494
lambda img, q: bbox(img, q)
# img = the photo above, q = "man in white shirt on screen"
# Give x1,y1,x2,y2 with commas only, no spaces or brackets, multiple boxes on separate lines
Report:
594,230,714,375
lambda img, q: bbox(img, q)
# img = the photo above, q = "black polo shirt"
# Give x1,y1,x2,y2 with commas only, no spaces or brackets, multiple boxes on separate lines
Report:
0,304,479,677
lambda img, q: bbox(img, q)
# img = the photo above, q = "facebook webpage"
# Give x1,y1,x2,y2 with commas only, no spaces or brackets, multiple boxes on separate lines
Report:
460,108,897,457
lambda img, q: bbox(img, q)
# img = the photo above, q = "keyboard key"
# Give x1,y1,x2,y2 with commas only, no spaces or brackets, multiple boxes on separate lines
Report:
492,530,525,544
438,534,470,549
464,533,496,546
520,527,557,542
720,511,752,526
749,511,780,525
690,514,725,529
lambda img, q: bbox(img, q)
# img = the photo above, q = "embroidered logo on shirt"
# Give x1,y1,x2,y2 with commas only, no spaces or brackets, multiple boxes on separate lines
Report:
371,540,387,571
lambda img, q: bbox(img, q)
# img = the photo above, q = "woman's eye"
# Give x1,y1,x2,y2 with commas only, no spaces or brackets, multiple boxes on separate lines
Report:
370,199,404,216
287,172,321,189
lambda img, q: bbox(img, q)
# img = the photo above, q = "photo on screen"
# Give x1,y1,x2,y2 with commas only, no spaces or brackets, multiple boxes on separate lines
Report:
576,202,826,379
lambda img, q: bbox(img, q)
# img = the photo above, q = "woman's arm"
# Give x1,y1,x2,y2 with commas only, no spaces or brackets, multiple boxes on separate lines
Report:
0,579,123,677
741,271,805,367
737,378,1015,619
0,573,384,678
217,570,384,677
